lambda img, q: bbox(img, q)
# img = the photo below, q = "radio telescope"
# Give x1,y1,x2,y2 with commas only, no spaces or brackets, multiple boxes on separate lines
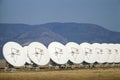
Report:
99,43,109,63
80,42,95,64
3,42,26,67
92,43,101,63
66,42,83,64
115,44,120,63
28,42,50,65
107,44,117,63
48,42,68,65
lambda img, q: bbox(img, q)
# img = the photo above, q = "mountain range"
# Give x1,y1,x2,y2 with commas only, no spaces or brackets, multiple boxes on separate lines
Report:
0,22,120,59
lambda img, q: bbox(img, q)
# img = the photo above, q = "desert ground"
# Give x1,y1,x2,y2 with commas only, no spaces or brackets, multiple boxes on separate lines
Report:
0,68,120,80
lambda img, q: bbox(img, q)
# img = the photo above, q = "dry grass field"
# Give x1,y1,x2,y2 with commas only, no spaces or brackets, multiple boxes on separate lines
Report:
0,68,120,80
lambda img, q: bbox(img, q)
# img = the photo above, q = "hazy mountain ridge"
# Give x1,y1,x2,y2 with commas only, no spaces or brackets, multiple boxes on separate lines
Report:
36,22,120,43
0,22,120,59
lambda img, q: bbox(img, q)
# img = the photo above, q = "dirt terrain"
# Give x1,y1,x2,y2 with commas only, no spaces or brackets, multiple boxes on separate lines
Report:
0,68,120,80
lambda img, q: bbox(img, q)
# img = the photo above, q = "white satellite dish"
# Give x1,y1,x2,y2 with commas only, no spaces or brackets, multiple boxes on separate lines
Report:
107,44,118,63
111,44,120,63
3,42,26,67
23,46,33,64
48,42,68,65
115,44,120,63
28,42,50,65
80,42,95,63
98,43,109,63
66,42,83,64
92,43,101,63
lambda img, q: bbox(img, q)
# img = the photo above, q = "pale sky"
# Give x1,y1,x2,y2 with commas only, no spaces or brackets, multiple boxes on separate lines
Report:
0,0,120,31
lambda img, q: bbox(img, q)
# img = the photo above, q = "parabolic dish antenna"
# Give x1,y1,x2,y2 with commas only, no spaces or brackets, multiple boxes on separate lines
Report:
23,46,32,64
3,42,26,67
80,42,96,63
98,43,109,63
66,42,83,64
28,42,50,65
107,44,117,63
92,43,102,63
48,42,68,65
115,44,120,63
